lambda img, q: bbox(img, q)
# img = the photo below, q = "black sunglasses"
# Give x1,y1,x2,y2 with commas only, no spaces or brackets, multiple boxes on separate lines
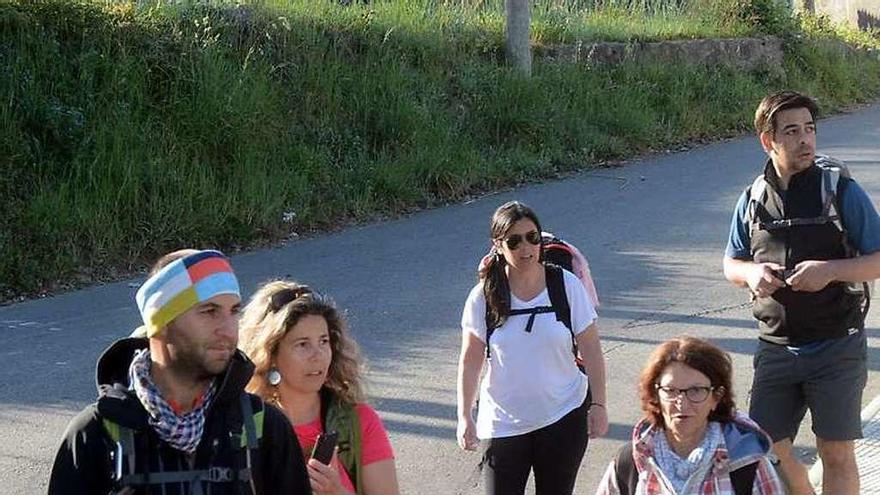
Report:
268,287,313,313
503,230,542,250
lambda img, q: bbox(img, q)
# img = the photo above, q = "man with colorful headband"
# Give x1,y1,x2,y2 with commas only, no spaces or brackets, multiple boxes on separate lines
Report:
48,249,312,494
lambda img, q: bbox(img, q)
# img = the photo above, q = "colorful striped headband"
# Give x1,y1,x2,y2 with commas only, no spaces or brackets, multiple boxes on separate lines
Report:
135,250,241,337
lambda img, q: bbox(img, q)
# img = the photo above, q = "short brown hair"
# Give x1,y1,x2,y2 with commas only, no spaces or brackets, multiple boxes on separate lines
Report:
148,249,200,276
754,91,819,136
638,337,736,428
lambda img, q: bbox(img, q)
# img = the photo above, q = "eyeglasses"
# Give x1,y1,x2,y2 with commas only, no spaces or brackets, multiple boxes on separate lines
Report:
503,230,542,250
655,384,715,403
268,287,313,313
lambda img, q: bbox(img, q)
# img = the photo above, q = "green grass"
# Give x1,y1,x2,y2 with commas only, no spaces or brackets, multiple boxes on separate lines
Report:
264,0,758,46
2,0,880,297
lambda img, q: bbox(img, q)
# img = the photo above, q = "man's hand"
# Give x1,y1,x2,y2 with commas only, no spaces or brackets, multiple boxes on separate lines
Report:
787,260,835,292
746,262,786,298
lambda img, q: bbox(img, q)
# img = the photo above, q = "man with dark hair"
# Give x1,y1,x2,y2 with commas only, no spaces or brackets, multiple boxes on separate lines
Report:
49,249,312,494
723,91,880,494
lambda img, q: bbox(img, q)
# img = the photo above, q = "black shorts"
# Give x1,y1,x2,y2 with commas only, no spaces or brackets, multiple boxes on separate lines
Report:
749,331,867,442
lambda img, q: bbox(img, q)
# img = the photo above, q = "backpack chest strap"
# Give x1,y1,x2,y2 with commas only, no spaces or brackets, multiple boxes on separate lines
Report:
120,466,251,486
758,215,840,231
508,306,555,333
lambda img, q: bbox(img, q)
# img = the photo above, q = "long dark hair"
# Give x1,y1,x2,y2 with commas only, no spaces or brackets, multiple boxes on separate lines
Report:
482,201,543,330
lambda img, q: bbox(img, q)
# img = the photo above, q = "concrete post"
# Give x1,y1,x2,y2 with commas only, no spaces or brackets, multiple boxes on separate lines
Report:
505,0,531,77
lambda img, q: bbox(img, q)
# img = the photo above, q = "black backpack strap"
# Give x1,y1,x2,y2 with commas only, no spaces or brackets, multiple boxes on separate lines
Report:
545,264,571,330
485,264,574,360
508,306,555,333
730,461,759,495
486,306,555,358
485,305,495,359
613,443,638,495
545,264,575,355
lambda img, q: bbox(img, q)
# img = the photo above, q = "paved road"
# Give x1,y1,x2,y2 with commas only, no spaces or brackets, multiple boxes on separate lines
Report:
2,105,879,494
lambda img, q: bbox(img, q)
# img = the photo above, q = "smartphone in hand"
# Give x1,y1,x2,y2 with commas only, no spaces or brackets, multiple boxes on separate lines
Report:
310,431,339,465
773,268,793,286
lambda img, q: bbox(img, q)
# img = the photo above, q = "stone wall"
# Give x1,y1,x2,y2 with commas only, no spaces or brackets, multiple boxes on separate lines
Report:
796,0,880,31
538,37,784,74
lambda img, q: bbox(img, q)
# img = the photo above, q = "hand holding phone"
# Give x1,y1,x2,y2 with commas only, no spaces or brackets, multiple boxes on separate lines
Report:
773,268,794,286
310,431,339,465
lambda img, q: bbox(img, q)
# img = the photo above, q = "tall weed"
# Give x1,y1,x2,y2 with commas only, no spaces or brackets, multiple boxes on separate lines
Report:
1,0,879,296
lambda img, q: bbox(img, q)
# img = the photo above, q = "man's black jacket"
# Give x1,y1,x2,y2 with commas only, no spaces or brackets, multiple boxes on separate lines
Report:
48,338,311,494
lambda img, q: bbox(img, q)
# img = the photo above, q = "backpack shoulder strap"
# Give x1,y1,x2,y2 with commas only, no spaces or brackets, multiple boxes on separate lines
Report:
323,391,364,494
238,393,264,448
484,298,495,359
745,174,768,235
818,164,873,321
820,165,845,233
545,263,571,332
546,263,578,360
483,279,510,359
101,399,264,491
102,418,136,484
614,443,638,495
730,461,759,495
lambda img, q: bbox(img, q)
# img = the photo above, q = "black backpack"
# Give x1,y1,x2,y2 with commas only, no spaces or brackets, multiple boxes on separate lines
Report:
541,233,578,272
613,443,758,494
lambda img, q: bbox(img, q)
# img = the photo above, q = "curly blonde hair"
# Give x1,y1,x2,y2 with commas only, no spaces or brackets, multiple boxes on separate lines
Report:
238,280,365,405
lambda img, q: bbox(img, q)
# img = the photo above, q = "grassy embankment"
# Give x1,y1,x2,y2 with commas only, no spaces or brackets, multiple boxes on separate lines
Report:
2,0,879,297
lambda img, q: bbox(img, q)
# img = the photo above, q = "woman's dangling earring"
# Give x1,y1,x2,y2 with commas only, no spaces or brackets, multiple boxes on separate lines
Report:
268,368,282,386
268,367,282,406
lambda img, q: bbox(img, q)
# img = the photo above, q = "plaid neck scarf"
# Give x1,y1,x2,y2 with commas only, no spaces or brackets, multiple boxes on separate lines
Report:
128,349,216,454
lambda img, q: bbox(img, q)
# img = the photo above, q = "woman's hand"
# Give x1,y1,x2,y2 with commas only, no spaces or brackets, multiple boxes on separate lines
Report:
588,404,608,439
457,415,479,451
576,324,609,439
307,453,352,495
458,332,485,451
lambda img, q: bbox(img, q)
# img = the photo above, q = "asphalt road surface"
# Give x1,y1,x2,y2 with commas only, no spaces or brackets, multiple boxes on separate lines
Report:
2,104,879,494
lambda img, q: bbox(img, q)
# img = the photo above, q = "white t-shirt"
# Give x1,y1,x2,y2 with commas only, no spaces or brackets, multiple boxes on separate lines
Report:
462,269,598,439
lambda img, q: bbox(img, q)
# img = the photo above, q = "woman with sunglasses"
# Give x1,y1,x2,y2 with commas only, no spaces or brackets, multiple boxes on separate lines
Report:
596,337,784,495
239,281,400,495
457,201,608,494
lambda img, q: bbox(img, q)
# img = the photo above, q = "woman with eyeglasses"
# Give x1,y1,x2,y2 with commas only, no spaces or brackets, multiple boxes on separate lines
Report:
596,337,784,495
239,281,400,495
457,201,608,494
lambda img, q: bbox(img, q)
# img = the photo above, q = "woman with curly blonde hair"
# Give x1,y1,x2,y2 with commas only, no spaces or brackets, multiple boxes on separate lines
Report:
239,280,399,495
